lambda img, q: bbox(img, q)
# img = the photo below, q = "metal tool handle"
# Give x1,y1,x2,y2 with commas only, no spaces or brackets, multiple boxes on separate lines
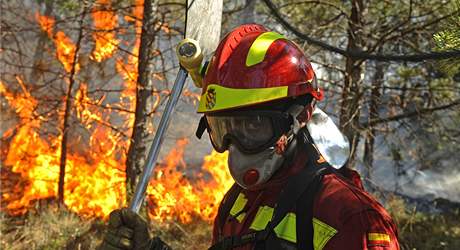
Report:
128,39,202,213
128,68,188,212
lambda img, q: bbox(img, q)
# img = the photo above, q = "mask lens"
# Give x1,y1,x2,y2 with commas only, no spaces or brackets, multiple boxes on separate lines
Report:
206,116,228,151
206,115,275,152
233,116,274,149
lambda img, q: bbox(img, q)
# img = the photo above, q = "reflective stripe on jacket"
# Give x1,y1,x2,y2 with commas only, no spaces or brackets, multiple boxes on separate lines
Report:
212,156,400,250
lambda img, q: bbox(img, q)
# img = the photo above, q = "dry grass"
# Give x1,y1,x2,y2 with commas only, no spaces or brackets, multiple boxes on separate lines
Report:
1,198,459,250
0,204,100,250
386,196,460,250
0,205,212,250
149,219,212,250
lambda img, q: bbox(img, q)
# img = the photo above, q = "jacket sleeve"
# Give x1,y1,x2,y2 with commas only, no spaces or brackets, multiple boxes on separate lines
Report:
324,209,400,250
212,216,220,244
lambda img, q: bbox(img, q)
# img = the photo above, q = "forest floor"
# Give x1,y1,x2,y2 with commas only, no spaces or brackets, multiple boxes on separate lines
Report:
0,195,459,250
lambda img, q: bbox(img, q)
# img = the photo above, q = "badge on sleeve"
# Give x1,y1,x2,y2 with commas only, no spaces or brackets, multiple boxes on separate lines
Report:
367,232,391,247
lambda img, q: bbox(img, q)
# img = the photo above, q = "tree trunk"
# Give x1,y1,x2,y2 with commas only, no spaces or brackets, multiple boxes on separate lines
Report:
58,8,86,204
339,0,366,166
363,61,385,188
125,0,158,202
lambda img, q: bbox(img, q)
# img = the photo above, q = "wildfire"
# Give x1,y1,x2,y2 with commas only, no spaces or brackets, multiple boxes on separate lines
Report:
147,139,232,223
90,0,119,62
1,0,234,223
36,12,54,37
1,78,126,218
35,14,80,73
55,31,80,73
1,77,232,222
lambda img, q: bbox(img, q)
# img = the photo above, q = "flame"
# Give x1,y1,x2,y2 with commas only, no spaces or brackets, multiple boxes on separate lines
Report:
35,13,80,73
90,0,119,62
36,13,54,37
1,78,126,218
147,139,232,223
2,0,233,224
54,31,80,73
1,81,231,220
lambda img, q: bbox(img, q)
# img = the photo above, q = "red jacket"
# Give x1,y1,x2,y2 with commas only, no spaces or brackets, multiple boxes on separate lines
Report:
212,151,400,250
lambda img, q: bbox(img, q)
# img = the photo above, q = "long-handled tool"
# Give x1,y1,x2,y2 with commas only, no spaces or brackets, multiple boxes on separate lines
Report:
129,38,203,213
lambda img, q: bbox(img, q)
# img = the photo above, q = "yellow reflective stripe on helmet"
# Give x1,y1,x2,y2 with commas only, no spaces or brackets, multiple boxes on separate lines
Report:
246,32,285,67
229,193,247,217
197,84,289,113
313,218,337,250
273,213,296,243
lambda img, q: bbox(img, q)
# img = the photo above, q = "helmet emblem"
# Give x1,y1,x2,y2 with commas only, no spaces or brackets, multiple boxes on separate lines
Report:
205,87,217,110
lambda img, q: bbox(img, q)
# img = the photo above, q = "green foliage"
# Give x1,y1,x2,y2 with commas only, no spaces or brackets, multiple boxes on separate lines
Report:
395,67,423,82
434,0,460,76
429,78,457,100
35,0,81,13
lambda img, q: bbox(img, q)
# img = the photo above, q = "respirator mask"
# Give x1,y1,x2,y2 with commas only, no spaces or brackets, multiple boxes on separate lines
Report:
196,106,304,189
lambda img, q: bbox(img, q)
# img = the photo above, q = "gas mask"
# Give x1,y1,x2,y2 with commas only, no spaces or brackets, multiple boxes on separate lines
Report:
195,101,351,189
195,105,305,189
227,135,298,189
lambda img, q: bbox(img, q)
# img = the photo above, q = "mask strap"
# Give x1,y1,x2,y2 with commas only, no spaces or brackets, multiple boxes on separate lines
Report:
195,116,208,139
286,104,304,135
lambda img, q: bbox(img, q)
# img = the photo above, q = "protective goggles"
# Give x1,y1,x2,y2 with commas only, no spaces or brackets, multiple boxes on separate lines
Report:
195,111,293,154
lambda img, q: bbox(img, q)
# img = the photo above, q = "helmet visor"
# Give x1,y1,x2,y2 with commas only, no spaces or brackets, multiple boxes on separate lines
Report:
205,111,291,153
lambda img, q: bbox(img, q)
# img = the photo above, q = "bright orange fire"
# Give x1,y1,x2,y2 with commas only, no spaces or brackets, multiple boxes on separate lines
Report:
147,139,232,223
35,14,80,73
2,0,233,223
55,31,80,73
36,12,54,37
90,0,119,62
1,79,231,220
1,78,126,218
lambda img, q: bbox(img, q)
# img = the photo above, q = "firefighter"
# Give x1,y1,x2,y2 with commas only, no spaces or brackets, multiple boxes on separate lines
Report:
98,24,400,250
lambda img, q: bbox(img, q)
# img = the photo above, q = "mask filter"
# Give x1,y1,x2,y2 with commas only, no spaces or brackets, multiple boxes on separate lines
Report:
243,169,259,186
228,138,297,190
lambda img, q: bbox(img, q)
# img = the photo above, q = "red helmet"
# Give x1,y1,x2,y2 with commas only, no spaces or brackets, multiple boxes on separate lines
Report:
197,24,323,113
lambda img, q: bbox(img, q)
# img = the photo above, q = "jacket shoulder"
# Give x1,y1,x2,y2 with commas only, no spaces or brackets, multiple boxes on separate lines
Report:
311,173,400,249
313,173,392,227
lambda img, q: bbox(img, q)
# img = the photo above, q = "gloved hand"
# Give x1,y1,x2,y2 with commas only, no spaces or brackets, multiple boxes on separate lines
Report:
97,208,171,250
